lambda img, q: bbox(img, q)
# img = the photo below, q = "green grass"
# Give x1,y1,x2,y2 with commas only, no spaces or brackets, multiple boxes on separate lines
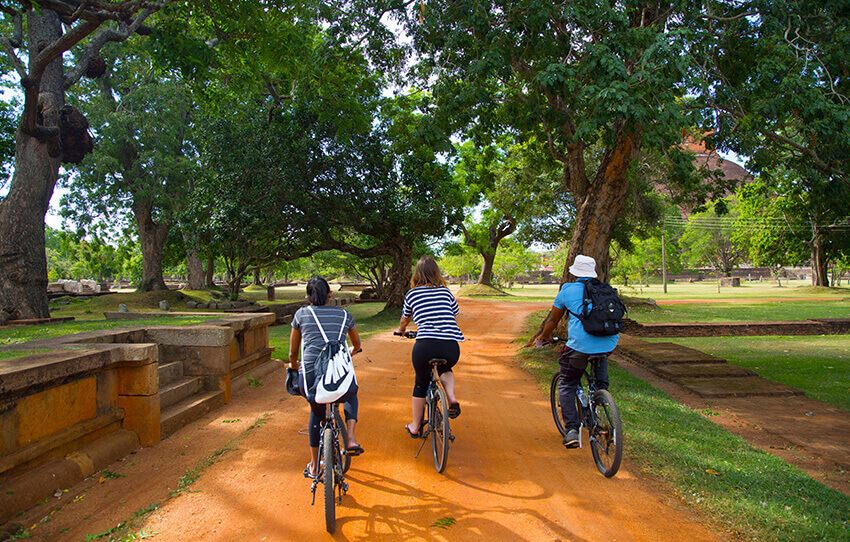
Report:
0,348,51,360
628,299,850,323
452,279,850,304
516,311,850,542
0,316,215,347
646,335,850,411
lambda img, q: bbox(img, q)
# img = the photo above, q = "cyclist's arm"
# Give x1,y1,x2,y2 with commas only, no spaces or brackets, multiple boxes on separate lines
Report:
288,327,301,370
540,306,566,343
395,314,411,335
348,326,362,355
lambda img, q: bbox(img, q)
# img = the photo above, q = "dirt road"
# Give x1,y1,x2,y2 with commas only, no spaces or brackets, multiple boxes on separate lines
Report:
28,299,723,541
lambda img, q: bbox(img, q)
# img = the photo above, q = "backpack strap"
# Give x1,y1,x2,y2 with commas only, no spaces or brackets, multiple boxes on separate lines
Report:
307,306,330,342
308,305,348,343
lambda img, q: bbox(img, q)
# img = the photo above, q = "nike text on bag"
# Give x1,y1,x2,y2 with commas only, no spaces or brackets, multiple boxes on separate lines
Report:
571,278,627,336
307,306,358,404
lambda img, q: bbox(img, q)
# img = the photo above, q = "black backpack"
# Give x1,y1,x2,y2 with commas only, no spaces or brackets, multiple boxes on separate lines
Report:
568,278,626,336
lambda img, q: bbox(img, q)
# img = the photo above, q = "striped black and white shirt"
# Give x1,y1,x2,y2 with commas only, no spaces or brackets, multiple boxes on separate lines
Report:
402,286,464,342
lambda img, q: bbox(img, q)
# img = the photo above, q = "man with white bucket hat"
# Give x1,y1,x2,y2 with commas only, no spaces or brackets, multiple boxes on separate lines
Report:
539,254,620,448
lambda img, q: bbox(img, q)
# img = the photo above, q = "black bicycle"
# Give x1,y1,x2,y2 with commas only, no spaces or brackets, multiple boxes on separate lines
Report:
308,402,352,533
395,330,455,473
550,352,623,477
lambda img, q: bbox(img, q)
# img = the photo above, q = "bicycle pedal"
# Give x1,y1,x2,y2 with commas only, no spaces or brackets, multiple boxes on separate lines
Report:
449,434,455,442
341,481,349,493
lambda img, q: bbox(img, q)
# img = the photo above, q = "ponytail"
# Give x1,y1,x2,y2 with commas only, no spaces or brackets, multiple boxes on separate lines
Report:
306,277,331,306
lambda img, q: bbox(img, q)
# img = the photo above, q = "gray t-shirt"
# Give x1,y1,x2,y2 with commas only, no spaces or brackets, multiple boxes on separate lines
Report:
292,305,356,371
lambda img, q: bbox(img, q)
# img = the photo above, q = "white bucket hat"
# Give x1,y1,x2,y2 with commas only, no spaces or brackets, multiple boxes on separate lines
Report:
569,254,597,278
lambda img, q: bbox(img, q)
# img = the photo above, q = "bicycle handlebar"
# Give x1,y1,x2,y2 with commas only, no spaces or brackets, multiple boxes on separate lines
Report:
394,330,417,339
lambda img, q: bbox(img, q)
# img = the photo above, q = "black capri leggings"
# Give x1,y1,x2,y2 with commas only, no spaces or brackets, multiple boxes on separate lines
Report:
307,391,357,448
411,339,460,398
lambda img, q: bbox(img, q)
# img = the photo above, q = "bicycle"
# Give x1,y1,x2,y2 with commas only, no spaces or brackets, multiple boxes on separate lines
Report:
548,345,623,478
394,330,455,473
308,402,352,533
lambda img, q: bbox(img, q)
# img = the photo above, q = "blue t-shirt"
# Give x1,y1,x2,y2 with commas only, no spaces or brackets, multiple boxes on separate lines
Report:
402,286,464,342
553,279,619,354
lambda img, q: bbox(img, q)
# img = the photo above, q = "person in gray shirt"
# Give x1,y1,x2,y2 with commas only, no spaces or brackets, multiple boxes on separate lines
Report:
288,277,363,478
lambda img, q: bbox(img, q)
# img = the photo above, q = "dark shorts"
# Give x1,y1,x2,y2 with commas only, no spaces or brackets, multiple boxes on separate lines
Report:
411,339,459,398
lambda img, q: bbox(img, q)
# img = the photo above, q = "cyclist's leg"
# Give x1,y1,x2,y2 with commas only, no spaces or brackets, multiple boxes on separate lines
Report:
306,400,325,476
558,348,589,431
341,392,362,452
434,341,460,404
593,356,610,391
408,340,436,435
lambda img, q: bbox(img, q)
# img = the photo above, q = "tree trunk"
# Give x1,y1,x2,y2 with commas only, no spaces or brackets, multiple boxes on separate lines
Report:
811,232,829,287
253,268,261,286
134,201,169,292
205,254,215,288
478,250,496,286
183,232,206,291
560,132,639,283
384,240,413,309
0,12,65,319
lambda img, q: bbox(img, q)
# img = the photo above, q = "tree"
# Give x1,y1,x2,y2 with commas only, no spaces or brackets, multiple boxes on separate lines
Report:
409,0,708,283
697,1,849,285
679,200,748,278
736,168,850,286
454,138,568,286
492,241,538,288
0,1,171,319
61,39,194,292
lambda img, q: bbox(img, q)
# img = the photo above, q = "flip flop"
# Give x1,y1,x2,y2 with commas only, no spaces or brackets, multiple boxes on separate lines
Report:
448,402,461,419
346,444,365,456
302,463,316,478
404,424,420,439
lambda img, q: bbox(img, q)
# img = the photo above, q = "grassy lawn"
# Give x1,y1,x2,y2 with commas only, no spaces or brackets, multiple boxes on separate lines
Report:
452,280,850,304
0,316,215,348
646,335,850,412
517,311,850,542
627,299,850,323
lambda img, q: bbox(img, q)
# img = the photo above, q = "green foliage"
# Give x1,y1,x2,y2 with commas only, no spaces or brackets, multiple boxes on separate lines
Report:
678,199,748,277
493,242,539,287
45,228,139,283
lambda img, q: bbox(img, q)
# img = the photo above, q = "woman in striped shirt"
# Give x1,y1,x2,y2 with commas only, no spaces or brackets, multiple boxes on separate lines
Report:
396,256,464,438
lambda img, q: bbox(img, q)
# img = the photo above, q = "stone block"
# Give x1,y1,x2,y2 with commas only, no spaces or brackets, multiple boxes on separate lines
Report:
117,362,158,396
96,369,118,414
161,345,230,375
118,394,161,446
17,377,97,447
145,326,232,347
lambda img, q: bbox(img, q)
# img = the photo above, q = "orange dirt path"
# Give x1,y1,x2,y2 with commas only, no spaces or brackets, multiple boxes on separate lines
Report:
28,299,724,541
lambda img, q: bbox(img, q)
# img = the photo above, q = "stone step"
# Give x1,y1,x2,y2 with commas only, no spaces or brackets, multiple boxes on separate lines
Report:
158,360,184,387
160,377,203,410
160,391,226,438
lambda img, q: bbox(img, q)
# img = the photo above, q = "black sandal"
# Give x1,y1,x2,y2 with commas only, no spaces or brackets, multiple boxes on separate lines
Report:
302,463,316,478
448,402,461,419
404,424,420,439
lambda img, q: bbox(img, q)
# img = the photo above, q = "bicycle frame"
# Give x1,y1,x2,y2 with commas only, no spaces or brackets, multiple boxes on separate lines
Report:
574,354,607,449
310,403,348,505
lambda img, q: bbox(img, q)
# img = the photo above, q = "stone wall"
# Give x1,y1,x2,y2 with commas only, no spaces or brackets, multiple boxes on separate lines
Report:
622,318,850,337
0,313,275,524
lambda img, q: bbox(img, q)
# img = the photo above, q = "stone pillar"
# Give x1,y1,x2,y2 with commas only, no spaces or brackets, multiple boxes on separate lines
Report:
267,285,275,301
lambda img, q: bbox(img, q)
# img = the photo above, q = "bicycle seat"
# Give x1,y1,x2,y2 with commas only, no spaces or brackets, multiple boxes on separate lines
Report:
429,358,448,366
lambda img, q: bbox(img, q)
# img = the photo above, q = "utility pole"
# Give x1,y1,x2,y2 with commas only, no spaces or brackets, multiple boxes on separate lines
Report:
662,222,668,294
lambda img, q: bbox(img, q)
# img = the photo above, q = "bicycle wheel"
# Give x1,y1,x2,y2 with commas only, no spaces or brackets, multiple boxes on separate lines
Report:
323,427,336,533
550,373,567,438
590,389,623,477
431,388,450,473
334,408,351,473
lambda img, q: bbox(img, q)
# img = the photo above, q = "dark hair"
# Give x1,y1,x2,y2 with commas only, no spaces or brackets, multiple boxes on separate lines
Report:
306,277,331,305
410,256,447,288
